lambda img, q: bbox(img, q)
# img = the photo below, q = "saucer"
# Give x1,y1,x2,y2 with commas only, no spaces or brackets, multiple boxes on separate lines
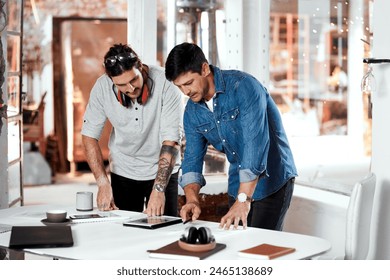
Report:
41,218,71,226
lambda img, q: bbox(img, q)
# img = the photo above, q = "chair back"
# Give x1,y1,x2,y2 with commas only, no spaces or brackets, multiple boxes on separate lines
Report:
345,172,376,260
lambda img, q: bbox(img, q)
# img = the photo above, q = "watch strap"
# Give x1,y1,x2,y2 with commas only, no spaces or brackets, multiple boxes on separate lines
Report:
153,184,165,192
237,192,253,203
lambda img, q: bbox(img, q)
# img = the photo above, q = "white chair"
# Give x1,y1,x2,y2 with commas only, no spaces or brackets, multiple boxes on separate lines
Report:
344,172,376,260
365,174,390,259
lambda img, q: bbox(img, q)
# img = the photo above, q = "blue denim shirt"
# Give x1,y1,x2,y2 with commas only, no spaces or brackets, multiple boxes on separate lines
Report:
179,66,297,200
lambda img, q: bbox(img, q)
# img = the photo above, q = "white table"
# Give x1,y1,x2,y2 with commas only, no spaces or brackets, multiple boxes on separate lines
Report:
0,204,331,260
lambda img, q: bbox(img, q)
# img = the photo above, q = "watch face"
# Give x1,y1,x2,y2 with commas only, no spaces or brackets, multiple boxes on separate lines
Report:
237,193,247,202
154,184,165,192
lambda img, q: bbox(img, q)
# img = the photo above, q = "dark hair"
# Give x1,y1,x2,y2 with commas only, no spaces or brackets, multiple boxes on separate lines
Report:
165,42,208,81
104,43,142,77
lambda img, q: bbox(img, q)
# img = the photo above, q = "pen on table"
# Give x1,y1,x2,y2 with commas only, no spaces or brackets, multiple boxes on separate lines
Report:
183,219,192,225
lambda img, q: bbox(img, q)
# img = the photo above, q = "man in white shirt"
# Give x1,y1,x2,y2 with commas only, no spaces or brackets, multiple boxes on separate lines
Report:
81,44,183,217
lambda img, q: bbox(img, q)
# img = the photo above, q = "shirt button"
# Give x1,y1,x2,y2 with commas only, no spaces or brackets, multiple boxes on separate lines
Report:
135,118,138,121
217,121,220,124
232,152,235,155
135,107,138,110
239,165,241,168
231,115,234,119
204,129,208,132
222,139,226,142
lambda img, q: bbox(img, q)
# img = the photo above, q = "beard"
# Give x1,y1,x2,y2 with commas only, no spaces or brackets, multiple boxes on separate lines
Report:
124,88,141,99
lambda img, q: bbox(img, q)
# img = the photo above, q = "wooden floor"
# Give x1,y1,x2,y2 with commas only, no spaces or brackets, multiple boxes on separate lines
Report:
23,172,98,207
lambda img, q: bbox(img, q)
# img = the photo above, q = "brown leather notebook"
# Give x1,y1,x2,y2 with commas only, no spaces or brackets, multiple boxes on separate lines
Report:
9,226,74,249
238,243,295,259
148,241,226,260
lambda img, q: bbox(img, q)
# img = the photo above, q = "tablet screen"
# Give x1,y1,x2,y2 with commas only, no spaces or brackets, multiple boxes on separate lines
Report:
123,216,182,229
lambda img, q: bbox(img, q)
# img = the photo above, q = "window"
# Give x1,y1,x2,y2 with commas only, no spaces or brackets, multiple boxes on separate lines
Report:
158,0,373,186
270,0,372,189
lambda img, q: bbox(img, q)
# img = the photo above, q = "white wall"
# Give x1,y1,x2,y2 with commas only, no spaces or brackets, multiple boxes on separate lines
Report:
367,0,390,260
127,0,157,65
224,0,270,84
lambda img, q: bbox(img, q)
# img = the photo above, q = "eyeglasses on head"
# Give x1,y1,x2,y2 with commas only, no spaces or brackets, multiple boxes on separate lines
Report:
104,52,137,67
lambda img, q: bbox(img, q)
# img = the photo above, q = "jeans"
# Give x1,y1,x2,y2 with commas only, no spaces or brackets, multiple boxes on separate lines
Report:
110,172,179,216
228,177,295,230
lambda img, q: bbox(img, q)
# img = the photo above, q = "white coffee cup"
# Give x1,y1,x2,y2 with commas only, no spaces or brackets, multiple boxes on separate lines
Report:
76,191,93,211
46,210,67,223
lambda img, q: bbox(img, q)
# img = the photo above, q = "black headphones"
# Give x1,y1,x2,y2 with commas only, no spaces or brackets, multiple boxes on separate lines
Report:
180,226,215,244
112,83,132,108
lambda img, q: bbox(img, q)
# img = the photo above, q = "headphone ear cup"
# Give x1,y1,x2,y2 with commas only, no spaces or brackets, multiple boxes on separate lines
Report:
122,93,131,107
186,227,199,244
180,227,190,242
198,227,212,244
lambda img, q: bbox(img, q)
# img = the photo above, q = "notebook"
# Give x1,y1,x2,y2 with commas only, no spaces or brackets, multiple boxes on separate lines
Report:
238,243,295,259
9,226,74,249
148,241,226,260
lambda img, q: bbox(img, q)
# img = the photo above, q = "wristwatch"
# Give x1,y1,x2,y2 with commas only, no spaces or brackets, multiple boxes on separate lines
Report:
237,192,253,203
153,184,165,193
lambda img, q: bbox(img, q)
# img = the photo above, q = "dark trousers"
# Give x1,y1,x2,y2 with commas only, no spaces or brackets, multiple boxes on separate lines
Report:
110,172,179,217
228,178,295,230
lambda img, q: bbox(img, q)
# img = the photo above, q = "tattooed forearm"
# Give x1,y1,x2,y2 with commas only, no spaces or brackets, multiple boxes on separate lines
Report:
160,144,179,158
155,145,179,186
155,158,173,186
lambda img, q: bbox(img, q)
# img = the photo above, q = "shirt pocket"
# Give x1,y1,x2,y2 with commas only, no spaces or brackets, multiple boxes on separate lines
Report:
195,121,216,136
221,108,239,121
221,108,239,133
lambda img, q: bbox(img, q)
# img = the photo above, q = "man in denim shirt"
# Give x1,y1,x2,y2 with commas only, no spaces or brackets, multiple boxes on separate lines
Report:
165,43,297,230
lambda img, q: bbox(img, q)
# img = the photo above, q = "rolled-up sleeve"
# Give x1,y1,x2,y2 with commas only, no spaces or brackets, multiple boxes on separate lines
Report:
160,81,184,144
179,172,206,188
81,80,107,140
239,169,259,182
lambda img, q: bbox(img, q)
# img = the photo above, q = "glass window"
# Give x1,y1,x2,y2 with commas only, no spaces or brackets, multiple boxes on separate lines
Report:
270,0,352,136
270,0,372,189
158,0,227,176
7,0,22,33
158,0,373,183
7,34,20,73
7,76,20,116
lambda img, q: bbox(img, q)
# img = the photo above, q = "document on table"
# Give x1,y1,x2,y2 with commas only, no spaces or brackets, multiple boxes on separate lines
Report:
70,212,129,224
0,224,12,234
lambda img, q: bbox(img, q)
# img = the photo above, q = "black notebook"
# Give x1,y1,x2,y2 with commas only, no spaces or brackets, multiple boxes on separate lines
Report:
9,226,74,249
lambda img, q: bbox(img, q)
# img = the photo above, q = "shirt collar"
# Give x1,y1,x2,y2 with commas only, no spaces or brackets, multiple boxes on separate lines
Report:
210,65,225,95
